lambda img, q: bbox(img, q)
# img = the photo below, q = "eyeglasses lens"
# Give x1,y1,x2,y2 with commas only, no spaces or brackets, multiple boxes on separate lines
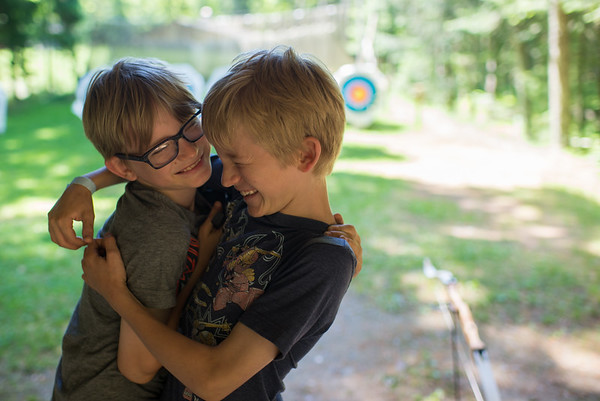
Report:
147,113,203,169
183,116,203,142
148,141,177,168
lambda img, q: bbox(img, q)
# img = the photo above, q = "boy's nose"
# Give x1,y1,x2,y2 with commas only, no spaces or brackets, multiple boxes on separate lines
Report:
221,163,240,187
178,138,199,159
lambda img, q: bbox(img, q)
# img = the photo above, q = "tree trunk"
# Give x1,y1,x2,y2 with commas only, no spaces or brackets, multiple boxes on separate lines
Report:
548,0,570,147
573,18,585,135
514,25,534,140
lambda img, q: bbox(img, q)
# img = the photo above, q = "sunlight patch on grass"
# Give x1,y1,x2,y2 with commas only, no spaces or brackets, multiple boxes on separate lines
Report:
582,239,600,257
444,225,505,241
48,164,72,176
524,224,568,239
0,197,56,219
338,143,406,162
34,127,65,140
13,177,38,190
95,196,120,213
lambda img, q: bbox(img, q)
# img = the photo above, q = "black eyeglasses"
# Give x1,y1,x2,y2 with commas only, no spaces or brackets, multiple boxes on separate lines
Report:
115,109,204,169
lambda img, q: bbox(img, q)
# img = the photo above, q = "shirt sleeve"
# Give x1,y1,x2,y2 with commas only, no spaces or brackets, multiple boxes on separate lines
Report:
117,215,191,310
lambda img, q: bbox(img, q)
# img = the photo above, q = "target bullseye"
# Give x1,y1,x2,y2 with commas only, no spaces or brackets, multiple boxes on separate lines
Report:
342,76,377,112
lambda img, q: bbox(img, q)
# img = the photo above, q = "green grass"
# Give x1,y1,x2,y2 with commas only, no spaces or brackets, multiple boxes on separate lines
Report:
1,98,600,399
0,96,124,396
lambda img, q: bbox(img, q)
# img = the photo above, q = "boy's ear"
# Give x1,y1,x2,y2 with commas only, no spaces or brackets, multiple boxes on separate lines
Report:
297,136,321,173
105,156,138,181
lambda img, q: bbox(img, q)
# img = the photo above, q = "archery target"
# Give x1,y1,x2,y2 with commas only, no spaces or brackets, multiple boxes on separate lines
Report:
335,63,387,128
342,75,377,112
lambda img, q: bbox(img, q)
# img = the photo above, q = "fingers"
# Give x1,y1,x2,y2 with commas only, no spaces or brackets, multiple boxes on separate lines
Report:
333,213,344,225
352,260,363,278
81,239,100,281
325,216,363,279
198,202,224,239
81,211,96,244
209,201,225,229
47,184,96,249
100,235,119,259
325,225,360,244
81,236,120,269
81,235,126,297
48,214,86,250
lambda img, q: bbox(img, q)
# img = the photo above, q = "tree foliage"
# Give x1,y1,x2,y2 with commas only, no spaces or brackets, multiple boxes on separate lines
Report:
0,0,38,50
367,0,600,145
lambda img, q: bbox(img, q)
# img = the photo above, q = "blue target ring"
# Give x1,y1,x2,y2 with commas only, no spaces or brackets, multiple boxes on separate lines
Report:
341,76,377,112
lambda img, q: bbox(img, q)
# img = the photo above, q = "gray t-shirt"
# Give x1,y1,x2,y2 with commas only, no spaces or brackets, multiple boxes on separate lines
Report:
52,181,209,401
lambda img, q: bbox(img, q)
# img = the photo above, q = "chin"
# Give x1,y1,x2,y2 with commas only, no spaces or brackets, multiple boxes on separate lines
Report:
191,170,211,187
246,206,266,218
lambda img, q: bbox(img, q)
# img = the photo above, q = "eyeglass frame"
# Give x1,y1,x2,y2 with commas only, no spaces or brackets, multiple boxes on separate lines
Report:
115,108,203,170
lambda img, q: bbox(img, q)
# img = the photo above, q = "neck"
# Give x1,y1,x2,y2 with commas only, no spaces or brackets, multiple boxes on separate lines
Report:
161,188,197,211
133,179,197,211
293,177,335,224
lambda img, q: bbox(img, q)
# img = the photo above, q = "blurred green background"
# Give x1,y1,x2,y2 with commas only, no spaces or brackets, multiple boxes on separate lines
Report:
1,0,600,400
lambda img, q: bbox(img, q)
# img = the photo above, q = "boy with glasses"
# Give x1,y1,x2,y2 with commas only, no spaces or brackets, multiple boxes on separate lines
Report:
49,47,362,400
51,58,225,400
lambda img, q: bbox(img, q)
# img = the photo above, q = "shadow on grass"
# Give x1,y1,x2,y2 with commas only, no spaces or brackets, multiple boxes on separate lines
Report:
362,119,407,133
339,143,406,162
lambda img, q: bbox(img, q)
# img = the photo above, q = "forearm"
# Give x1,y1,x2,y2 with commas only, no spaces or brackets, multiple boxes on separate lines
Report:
118,307,171,383
83,237,270,400
108,288,225,399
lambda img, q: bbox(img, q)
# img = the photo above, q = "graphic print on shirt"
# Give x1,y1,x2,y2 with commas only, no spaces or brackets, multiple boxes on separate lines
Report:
186,227,284,347
214,239,281,311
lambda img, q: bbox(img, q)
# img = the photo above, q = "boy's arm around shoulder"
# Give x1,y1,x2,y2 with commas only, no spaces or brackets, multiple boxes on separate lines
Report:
117,202,224,384
110,217,188,383
115,224,182,383
82,237,279,400
117,309,171,383
48,167,124,249
325,213,362,278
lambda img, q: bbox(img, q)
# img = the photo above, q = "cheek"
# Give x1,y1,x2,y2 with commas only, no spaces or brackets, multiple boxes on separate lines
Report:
200,138,211,153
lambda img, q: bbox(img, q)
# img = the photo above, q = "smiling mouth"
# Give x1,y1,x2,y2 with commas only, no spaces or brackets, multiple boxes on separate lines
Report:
179,157,202,173
240,189,258,197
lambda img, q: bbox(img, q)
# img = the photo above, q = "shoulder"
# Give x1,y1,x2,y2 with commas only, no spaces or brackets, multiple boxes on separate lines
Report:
108,190,191,255
302,235,355,257
114,183,188,225
288,235,357,281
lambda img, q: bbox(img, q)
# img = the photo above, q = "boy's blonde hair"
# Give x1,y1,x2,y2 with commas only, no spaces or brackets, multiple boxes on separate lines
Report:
202,46,346,176
82,58,201,159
